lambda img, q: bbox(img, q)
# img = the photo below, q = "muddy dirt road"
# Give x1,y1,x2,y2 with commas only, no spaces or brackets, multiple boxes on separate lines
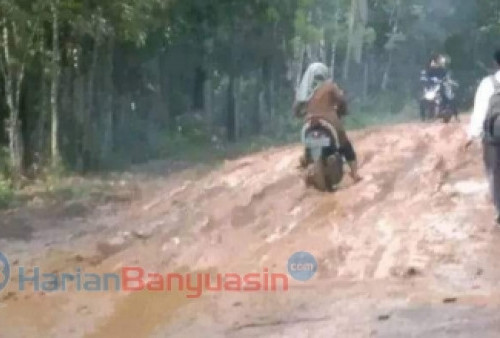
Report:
1,120,500,337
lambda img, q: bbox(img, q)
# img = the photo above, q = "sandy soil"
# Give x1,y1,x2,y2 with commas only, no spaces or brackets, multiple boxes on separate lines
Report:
1,119,500,338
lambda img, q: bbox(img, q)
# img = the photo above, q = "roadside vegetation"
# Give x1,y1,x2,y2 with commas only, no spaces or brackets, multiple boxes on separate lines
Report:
0,0,498,208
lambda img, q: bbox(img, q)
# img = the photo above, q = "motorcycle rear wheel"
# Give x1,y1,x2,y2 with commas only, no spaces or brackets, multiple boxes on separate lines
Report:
306,161,331,192
326,154,344,187
306,155,344,192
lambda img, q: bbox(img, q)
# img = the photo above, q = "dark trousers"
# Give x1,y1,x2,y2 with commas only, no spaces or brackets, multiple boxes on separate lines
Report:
340,139,357,163
483,140,500,214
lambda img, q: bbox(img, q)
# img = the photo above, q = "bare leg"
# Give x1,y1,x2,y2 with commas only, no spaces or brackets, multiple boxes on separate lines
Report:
299,148,311,169
339,136,362,183
347,160,362,182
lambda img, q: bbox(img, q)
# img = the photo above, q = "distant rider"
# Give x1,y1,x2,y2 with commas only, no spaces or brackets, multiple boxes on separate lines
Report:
293,63,361,182
420,54,458,119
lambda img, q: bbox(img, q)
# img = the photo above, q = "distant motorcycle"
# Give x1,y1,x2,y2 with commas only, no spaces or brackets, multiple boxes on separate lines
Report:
301,118,344,192
420,74,458,123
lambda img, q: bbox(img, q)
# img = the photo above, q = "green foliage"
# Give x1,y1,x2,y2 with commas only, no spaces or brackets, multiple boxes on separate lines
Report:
0,176,13,208
0,147,8,176
174,114,212,144
346,99,418,130
294,8,322,43
0,148,13,207
1,0,500,187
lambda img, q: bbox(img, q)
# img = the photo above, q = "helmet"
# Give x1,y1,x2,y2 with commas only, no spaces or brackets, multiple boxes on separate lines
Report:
430,54,447,68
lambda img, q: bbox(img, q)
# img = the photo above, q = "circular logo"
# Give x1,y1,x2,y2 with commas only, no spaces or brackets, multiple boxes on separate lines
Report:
288,252,317,281
0,252,10,292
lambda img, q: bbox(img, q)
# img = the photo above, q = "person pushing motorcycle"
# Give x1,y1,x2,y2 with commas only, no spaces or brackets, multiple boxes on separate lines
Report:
293,63,361,182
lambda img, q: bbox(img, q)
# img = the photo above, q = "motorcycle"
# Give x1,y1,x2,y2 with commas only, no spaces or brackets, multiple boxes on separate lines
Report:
420,75,458,123
301,118,344,192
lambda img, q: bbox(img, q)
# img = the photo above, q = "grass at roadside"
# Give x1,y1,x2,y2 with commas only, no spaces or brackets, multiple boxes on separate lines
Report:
161,134,297,164
0,174,138,211
346,101,419,130
0,178,13,209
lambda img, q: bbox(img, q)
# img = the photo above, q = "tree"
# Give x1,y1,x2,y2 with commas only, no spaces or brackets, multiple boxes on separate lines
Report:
0,0,499,181
0,1,39,179
50,0,61,168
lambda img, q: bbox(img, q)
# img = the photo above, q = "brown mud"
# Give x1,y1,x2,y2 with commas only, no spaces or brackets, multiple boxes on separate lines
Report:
1,119,500,337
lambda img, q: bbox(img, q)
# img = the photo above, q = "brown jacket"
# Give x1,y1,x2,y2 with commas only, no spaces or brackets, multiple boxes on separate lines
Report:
294,80,349,146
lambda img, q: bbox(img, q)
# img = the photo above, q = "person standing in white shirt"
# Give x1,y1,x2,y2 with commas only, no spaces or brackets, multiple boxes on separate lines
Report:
466,49,500,224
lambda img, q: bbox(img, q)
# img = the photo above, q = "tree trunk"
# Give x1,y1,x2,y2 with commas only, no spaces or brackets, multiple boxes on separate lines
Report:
295,43,306,89
253,78,261,135
325,30,333,71
50,1,61,168
343,0,356,80
331,8,339,79
1,22,25,180
226,26,237,142
205,67,215,133
59,66,72,166
100,36,114,167
381,0,400,91
73,72,85,172
34,28,48,168
364,63,369,98
301,46,310,82
158,50,171,128
381,52,392,91
83,36,99,171
192,66,206,112
331,42,337,79
234,76,241,139
262,57,275,124
7,69,24,179
226,74,236,142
